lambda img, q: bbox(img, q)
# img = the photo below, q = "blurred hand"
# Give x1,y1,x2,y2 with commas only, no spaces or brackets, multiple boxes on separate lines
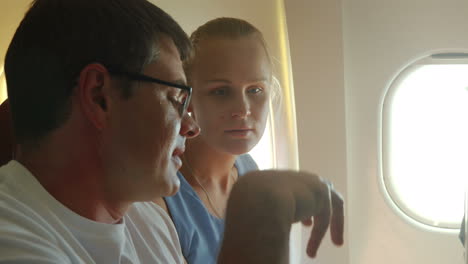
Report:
230,170,344,258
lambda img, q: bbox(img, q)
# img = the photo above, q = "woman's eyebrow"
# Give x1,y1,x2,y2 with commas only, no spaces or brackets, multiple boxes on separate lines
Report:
250,78,268,83
204,78,268,84
204,79,231,84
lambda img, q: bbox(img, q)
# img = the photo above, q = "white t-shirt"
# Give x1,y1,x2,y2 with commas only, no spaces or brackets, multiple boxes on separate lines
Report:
0,160,184,263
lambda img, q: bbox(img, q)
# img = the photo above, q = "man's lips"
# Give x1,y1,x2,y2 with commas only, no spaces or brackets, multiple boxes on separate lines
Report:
172,147,185,157
172,147,185,169
172,155,183,169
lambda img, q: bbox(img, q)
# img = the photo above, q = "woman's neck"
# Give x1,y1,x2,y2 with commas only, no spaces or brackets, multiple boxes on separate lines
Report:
181,138,238,190
181,137,240,219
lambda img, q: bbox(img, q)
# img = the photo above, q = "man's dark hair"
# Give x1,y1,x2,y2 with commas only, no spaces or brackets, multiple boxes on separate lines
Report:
5,0,191,145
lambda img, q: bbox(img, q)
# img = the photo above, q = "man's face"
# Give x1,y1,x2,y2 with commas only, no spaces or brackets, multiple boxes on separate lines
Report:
102,37,197,201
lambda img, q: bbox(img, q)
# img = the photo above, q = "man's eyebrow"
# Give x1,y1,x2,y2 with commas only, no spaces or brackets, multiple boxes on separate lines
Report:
172,78,188,86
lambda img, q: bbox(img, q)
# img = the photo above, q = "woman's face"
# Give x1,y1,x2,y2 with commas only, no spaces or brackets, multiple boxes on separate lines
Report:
188,35,271,155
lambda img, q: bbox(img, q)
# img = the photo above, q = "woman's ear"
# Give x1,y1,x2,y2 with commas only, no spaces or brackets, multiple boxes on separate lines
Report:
77,63,112,130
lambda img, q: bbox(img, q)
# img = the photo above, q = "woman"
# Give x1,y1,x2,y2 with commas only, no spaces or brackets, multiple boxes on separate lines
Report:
163,17,276,263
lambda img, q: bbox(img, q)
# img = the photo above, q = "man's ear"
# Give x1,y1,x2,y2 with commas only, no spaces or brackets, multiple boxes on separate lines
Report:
77,63,112,130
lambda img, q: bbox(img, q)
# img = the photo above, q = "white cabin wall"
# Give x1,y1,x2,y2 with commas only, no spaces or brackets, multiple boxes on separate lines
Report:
0,1,30,65
284,0,349,263
343,0,468,264
284,0,468,263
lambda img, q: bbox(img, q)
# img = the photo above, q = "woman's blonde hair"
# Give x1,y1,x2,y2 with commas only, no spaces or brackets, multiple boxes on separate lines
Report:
184,17,281,109
185,17,271,75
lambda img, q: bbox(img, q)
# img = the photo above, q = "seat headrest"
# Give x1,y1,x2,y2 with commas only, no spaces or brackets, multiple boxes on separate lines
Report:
0,99,14,166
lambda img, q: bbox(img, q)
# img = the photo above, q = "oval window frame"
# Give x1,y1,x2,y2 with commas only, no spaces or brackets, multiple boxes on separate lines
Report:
380,51,468,231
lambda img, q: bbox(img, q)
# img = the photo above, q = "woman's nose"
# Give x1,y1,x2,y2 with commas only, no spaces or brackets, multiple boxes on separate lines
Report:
230,95,251,119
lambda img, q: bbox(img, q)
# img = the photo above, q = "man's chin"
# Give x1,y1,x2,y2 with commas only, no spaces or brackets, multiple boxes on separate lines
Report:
162,176,180,197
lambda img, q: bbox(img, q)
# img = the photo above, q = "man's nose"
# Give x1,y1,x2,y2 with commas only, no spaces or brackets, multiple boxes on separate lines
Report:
180,113,200,138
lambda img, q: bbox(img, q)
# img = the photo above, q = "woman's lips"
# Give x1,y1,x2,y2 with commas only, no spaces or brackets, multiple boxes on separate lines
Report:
224,129,254,138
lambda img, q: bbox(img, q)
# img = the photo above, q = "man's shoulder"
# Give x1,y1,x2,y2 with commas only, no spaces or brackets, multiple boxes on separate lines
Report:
0,161,41,223
0,161,88,263
125,201,185,263
0,190,72,263
126,201,177,233
0,161,52,223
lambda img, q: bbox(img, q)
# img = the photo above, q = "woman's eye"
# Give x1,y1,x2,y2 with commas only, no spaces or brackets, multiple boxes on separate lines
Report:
248,87,263,94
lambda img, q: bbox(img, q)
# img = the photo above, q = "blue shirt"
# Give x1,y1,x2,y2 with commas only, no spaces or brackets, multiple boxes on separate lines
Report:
165,154,258,264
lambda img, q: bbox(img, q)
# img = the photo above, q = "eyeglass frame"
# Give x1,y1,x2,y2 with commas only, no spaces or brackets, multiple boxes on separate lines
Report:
107,68,192,116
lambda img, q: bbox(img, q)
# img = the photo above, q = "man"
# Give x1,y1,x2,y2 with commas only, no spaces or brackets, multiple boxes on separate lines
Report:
0,0,344,263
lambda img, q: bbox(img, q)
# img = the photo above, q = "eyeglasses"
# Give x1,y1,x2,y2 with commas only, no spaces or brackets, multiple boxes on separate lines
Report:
108,68,192,116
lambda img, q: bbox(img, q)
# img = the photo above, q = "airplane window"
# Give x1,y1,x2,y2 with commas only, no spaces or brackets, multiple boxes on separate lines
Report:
249,77,285,170
382,54,468,229
249,116,276,169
